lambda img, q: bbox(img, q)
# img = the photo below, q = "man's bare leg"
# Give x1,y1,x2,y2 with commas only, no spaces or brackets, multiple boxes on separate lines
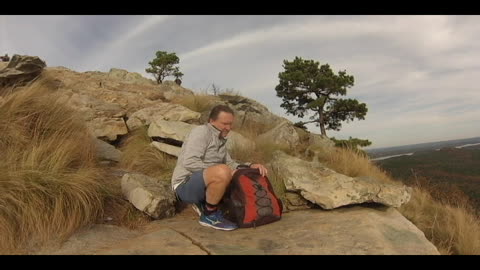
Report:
203,164,233,207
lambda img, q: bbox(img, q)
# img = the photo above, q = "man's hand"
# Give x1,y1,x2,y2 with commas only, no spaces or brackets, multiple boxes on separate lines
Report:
250,164,268,177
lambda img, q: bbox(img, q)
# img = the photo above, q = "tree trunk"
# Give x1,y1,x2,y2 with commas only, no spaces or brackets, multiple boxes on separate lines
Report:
318,110,327,136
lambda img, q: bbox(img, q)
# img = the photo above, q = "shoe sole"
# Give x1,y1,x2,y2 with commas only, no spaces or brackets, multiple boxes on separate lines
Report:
199,221,237,231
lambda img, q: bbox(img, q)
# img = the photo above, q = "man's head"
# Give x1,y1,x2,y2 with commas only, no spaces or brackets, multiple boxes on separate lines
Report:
209,105,234,138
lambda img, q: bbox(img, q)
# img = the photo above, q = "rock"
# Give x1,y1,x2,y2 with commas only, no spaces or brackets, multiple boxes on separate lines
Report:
96,228,207,255
270,151,412,209
107,68,155,85
151,141,181,157
159,81,195,101
309,133,335,150
126,103,201,130
121,173,176,219
226,131,255,153
87,117,128,141
218,94,288,129
37,224,142,255
257,121,300,149
148,119,197,141
0,62,8,71
284,192,311,211
138,206,439,255
0,96,4,106
0,55,46,87
95,139,122,162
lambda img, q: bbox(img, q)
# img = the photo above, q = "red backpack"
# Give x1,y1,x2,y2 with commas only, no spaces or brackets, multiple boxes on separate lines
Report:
223,168,283,228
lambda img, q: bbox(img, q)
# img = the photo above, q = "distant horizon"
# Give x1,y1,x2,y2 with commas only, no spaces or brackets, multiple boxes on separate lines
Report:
364,135,480,151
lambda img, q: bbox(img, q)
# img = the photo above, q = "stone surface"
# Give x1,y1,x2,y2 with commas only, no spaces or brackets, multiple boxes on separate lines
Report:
147,119,196,141
0,54,46,87
121,173,176,219
95,139,122,162
257,121,300,148
151,141,181,157
87,117,128,141
126,103,201,130
270,151,412,209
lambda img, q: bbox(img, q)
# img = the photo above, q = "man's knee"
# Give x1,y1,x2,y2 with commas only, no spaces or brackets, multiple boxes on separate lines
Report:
206,164,232,184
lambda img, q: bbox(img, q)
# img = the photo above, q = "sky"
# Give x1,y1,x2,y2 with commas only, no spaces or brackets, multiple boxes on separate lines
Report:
2,15,480,149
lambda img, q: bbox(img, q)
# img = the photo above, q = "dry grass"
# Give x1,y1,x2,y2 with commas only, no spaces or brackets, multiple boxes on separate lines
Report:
171,94,221,114
311,144,392,183
398,176,480,255
0,75,107,254
118,126,177,182
309,144,480,255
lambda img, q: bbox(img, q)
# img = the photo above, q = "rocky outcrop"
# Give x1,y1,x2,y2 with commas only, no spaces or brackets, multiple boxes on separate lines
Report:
0,55,46,87
257,121,300,149
270,151,412,209
158,81,195,101
107,68,156,85
148,119,196,141
121,173,176,219
126,103,201,130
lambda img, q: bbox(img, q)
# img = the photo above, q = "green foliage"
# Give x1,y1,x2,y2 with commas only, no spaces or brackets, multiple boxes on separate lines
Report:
331,136,371,157
331,136,372,149
145,51,183,84
275,56,367,136
293,121,308,130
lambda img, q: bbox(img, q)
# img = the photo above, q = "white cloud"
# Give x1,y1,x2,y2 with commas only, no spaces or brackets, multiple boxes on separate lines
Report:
4,15,480,148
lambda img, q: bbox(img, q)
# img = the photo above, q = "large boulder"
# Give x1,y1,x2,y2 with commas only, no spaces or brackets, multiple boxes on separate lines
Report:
148,119,197,141
257,121,300,149
0,54,46,87
121,173,176,219
87,117,128,141
95,139,122,162
309,133,335,150
126,103,201,130
151,141,181,157
107,68,156,85
269,151,412,209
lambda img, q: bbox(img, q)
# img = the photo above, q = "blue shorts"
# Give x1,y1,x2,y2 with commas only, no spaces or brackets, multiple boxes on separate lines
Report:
175,170,206,204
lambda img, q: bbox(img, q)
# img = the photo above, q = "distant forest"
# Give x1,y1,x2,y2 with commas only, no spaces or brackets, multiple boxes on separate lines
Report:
375,146,480,214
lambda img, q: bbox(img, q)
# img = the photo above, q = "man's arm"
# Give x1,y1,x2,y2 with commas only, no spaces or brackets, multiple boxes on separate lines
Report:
182,127,211,172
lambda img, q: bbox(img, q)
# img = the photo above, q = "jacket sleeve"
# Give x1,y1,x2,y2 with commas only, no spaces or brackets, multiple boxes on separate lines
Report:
182,127,210,172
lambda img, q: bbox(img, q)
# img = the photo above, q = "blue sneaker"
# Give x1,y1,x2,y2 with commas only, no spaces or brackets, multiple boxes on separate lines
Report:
199,210,238,231
191,202,204,217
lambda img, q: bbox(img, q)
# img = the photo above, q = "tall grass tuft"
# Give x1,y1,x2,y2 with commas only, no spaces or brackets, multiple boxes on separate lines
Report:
0,75,106,254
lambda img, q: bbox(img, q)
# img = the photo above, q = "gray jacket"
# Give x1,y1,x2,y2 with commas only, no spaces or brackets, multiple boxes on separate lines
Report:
171,123,250,190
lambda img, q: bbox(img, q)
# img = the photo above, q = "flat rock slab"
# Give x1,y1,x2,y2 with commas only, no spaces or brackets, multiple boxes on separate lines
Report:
38,206,439,255
134,206,439,255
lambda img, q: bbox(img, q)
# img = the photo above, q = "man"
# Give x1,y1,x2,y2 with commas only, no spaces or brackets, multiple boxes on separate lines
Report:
171,105,268,231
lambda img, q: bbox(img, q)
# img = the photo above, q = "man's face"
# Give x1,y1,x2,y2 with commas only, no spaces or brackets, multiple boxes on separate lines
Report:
210,111,234,138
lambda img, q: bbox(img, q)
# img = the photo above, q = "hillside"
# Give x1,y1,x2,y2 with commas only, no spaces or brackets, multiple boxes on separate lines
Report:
2,54,478,255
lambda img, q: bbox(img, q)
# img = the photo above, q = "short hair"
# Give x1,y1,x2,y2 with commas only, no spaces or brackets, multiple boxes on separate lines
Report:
209,105,234,121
